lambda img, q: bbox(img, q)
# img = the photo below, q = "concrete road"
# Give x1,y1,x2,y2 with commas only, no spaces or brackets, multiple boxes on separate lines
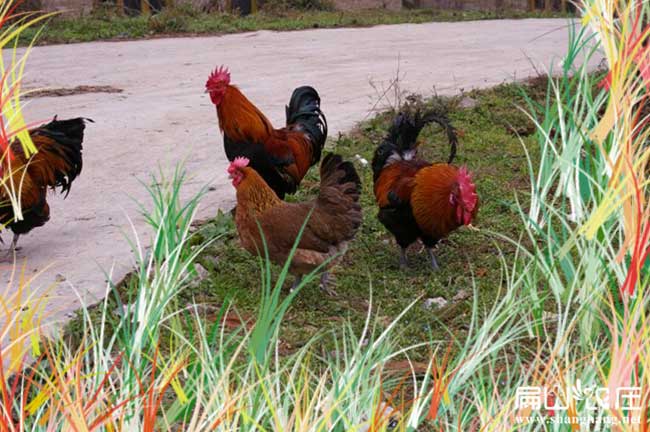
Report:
2,18,574,328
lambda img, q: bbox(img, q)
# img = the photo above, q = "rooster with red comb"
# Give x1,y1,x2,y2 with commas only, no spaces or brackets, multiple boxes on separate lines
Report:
206,65,327,199
228,153,362,295
372,107,478,270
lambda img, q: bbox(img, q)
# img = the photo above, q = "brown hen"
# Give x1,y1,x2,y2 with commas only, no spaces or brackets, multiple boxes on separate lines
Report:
228,153,361,295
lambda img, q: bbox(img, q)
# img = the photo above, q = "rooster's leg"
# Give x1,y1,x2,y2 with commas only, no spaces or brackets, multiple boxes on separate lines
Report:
319,272,338,297
399,248,409,269
11,234,19,250
426,248,439,271
3,234,19,258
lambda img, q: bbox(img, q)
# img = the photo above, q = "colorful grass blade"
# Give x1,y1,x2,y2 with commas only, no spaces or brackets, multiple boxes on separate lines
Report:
0,0,54,221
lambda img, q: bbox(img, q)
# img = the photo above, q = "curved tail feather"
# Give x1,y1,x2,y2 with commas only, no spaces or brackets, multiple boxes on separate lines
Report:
319,153,361,197
371,108,457,181
318,153,362,238
286,86,328,166
25,116,91,197
420,111,457,164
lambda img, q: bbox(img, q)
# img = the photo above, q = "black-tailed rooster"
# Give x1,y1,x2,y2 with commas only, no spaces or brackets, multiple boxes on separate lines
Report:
0,117,89,251
372,108,478,269
206,66,327,199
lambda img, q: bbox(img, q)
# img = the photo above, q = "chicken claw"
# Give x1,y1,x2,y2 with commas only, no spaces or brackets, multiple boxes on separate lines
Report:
399,247,409,270
426,248,439,271
319,272,338,297
3,234,20,259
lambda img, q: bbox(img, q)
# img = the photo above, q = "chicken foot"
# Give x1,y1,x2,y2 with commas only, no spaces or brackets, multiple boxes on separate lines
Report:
3,234,20,258
319,272,338,297
399,247,409,269
426,248,439,271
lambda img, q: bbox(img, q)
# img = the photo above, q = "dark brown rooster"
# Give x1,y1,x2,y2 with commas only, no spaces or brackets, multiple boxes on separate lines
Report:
206,66,327,199
0,117,89,251
372,108,478,269
228,153,361,295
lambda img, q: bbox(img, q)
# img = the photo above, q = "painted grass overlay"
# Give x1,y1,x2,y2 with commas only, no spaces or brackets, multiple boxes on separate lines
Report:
2,0,650,429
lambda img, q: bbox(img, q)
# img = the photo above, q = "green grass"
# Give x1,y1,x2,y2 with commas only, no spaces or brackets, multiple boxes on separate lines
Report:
181,76,551,358
20,6,572,46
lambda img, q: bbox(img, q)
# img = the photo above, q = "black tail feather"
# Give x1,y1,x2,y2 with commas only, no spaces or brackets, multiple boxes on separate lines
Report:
286,86,328,165
32,116,91,197
371,108,457,181
420,111,457,164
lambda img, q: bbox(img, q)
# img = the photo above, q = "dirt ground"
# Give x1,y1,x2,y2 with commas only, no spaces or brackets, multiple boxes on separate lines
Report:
1,18,580,330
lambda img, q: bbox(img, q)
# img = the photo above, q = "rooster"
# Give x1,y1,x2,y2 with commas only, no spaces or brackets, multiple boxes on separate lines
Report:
372,108,478,269
0,117,90,251
206,66,327,199
228,153,361,295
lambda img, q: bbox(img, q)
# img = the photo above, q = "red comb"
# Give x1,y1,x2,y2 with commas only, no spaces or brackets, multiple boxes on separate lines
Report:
227,156,249,174
206,65,231,88
457,166,478,212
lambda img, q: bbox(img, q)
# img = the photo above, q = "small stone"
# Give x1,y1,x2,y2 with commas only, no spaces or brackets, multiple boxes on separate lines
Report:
458,96,478,109
55,274,66,282
423,297,448,309
354,154,369,166
453,289,471,302
188,263,210,287
194,263,209,281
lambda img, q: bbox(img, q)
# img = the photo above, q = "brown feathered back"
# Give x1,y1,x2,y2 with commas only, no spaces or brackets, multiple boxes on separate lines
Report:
307,153,362,245
233,153,362,274
21,117,87,196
